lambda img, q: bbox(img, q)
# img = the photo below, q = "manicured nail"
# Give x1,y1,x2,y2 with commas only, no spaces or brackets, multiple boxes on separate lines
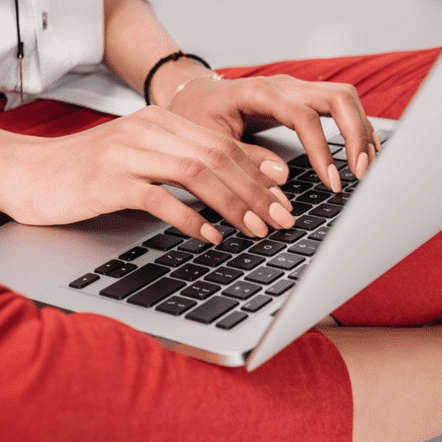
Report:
327,164,342,193
356,152,369,180
373,132,382,152
269,202,295,229
243,211,268,237
200,223,223,245
368,143,376,165
260,160,289,185
270,187,293,212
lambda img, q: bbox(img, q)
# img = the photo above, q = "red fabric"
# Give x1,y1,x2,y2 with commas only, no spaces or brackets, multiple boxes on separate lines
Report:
0,287,351,442
0,47,441,441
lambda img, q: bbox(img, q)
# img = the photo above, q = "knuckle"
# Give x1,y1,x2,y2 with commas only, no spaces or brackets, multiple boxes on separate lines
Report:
179,209,201,233
215,135,240,156
178,157,206,181
205,146,231,171
299,107,321,126
335,85,358,104
248,76,275,99
140,185,168,208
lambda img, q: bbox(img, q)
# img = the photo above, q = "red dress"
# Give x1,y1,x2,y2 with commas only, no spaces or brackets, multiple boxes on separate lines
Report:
0,47,440,442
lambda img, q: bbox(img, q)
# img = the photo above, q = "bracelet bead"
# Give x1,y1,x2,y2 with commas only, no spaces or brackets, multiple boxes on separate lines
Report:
144,51,213,106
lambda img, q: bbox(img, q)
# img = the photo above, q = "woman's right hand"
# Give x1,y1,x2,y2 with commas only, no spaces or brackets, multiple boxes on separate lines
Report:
0,106,295,244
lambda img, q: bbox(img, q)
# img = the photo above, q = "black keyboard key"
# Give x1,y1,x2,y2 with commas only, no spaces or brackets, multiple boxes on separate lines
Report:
216,237,253,253
199,207,223,223
328,192,352,205
155,296,197,315
178,238,212,254
107,263,137,278
267,253,305,270
269,229,306,244
334,160,347,170
242,295,272,313
100,263,169,300
118,247,148,262
249,240,286,257
297,170,321,183
69,273,100,289
127,277,186,307
296,190,329,204
245,266,284,285
288,166,305,180
281,180,313,195
345,183,359,193
215,225,236,239
288,239,320,256
288,154,311,168
142,234,183,251
155,250,193,267
290,202,313,216
194,250,232,267
95,259,124,276
164,227,191,239
339,167,358,182
295,215,325,230
315,181,348,193
216,311,248,330
227,253,265,270
265,279,295,296
181,281,221,300
309,203,341,218
289,264,309,280
308,226,330,241
170,264,210,281
205,267,243,285
222,281,261,300
185,296,238,324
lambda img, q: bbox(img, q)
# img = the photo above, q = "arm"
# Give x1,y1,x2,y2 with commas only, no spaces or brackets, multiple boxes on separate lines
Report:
102,0,380,188
103,0,213,107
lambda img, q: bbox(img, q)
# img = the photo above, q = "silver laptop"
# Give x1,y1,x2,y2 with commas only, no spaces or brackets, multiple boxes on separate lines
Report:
1,55,441,371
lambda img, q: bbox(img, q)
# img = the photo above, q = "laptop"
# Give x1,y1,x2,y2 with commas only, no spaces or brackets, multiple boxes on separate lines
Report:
1,55,441,371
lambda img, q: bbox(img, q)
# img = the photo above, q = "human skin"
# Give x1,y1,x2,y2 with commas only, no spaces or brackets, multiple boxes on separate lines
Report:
2,1,439,440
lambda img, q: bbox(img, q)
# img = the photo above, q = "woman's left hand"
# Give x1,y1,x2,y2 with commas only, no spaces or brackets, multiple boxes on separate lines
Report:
167,75,381,189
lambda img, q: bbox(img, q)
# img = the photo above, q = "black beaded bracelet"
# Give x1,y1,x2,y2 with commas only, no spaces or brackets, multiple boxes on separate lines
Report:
143,51,212,106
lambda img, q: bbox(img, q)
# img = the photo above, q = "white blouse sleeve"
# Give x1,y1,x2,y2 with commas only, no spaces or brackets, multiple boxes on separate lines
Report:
0,0,104,108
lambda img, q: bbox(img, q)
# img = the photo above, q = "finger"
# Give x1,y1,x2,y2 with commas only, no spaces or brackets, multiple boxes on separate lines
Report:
120,148,273,237
128,182,223,244
275,78,377,177
230,78,341,191
130,109,293,222
138,105,290,186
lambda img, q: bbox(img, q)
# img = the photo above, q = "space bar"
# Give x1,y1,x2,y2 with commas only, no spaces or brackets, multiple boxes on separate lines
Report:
100,263,169,300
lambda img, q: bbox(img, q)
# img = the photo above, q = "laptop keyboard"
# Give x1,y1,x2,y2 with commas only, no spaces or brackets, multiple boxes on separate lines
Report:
69,130,393,330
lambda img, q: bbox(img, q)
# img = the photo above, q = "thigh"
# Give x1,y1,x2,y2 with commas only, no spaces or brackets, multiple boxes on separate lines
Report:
0,286,353,442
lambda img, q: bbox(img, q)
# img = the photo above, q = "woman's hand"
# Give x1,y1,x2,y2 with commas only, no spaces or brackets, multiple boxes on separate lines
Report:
0,106,295,243
167,74,382,189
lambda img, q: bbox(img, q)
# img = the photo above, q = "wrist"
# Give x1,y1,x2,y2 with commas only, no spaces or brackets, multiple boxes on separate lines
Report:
147,55,214,108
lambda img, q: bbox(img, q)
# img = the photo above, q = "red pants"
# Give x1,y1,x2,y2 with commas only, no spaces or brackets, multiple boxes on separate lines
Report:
0,47,441,442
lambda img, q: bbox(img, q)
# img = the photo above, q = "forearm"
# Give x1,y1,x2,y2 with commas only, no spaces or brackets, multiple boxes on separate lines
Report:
103,0,213,107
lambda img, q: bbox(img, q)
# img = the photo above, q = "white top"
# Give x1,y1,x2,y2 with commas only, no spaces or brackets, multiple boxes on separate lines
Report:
1,0,144,115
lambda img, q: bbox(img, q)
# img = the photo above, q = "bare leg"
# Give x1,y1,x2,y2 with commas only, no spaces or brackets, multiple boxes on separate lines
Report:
319,326,442,442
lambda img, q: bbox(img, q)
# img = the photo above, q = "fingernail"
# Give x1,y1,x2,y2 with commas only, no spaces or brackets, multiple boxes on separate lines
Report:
243,211,268,237
200,223,223,245
368,143,376,165
260,160,289,185
327,164,342,193
356,152,369,180
269,202,295,229
373,132,382,152
270,187,293,212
